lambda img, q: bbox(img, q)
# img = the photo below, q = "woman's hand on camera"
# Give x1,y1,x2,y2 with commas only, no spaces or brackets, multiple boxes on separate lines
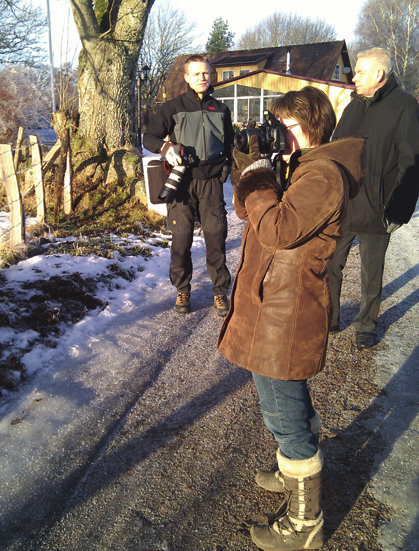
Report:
233,135,271,176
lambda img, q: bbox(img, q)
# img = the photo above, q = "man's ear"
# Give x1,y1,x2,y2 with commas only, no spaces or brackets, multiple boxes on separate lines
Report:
184,74,190,85
377,68,386,83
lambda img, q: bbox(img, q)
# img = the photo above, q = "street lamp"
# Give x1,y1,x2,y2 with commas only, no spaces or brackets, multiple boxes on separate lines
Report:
137,64,151,153
45,0,56,113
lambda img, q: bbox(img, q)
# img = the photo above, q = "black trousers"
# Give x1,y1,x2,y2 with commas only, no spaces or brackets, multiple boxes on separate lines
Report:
327,230,390,333
167,176,231,295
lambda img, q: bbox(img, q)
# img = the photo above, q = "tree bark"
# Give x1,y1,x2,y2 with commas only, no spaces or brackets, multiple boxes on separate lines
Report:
53,111,72,222
70,0,155,154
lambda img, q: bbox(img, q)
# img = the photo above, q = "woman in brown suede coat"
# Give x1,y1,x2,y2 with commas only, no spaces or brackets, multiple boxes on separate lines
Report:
217,87,365,551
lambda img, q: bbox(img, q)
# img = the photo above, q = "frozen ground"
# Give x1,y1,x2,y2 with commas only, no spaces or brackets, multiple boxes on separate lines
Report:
0,181,417,551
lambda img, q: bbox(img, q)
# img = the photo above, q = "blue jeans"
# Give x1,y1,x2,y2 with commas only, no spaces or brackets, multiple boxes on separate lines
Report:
252,373,318,460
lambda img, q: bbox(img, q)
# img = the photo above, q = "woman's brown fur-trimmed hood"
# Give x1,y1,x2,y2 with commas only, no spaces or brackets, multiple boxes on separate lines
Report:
231,137,366,204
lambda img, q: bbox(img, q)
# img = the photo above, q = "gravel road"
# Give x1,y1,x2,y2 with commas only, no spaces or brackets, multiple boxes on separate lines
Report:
0,183,417,551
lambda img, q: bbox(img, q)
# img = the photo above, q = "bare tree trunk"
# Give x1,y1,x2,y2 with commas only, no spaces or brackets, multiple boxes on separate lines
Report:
70,0,155,156
77,43,138,153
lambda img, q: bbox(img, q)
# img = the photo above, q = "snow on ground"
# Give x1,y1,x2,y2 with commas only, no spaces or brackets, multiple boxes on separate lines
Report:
0,211,206,404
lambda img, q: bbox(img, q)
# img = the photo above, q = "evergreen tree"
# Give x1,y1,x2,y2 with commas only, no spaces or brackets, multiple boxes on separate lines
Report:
206,18,234,53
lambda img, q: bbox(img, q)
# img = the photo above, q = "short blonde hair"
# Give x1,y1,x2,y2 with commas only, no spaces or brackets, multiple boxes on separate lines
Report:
184,55,210,74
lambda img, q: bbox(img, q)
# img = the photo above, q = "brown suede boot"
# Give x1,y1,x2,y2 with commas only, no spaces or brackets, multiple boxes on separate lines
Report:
255,411,322,493
251,450,324,550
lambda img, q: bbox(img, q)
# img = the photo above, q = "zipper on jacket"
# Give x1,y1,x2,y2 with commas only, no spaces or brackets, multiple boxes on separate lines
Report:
201,107,207,161
179,114,186,144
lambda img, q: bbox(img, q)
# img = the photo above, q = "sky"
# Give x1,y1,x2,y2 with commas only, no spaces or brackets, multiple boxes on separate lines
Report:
36,0,366,67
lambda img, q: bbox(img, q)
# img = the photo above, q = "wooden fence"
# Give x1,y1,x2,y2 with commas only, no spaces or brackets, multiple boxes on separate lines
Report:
0,133,70,247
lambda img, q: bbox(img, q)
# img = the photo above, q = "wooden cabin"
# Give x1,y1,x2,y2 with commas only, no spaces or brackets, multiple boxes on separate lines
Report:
155,41,355,123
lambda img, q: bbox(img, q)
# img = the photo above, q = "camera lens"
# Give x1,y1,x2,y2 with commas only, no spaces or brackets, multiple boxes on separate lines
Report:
158,165,187,203
234,132,247,151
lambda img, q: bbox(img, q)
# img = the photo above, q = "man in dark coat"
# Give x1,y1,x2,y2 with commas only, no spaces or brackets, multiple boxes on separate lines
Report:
328,47,419,350
143,55,234,316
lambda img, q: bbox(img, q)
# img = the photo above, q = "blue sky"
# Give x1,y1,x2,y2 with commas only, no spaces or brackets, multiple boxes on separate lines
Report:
37,0,365,66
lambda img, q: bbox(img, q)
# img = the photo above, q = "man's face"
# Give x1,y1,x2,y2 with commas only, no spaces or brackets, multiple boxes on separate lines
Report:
352,57,384,97
184,61,211,98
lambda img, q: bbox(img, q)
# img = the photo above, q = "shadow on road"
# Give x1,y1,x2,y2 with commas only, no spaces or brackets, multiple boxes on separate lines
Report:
322,345,419,548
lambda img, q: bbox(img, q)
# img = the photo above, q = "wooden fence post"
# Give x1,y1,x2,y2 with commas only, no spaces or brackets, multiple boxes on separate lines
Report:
42,139,60,176
14,127,24,171
63,149,73,214
0,144,25,246
29,135,46,224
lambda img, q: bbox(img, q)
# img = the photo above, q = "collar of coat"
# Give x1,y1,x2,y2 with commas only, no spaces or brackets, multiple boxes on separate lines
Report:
186,84,215,104
292,138,366,200
351,73,398,105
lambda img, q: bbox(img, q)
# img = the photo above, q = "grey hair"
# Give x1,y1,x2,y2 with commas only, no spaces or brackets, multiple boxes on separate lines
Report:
357,47,394,78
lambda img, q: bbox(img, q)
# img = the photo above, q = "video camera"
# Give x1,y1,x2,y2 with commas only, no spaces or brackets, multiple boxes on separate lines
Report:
234,110,287,156
157,148,196,203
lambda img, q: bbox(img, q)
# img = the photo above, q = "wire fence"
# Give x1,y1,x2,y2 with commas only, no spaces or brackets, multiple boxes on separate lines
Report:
0,134,64,248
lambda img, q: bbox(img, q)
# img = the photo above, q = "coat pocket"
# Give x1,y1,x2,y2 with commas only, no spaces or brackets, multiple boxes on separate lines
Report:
251,250,275,305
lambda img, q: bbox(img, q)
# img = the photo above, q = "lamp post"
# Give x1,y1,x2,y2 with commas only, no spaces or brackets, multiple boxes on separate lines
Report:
137,64,151,153
45,0,56,113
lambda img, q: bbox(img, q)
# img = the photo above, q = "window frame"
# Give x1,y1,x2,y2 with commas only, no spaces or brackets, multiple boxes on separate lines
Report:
222,70,234,81
333,64,341,81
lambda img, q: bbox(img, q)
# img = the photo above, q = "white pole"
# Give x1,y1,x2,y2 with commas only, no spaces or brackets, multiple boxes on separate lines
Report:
46,0,56,113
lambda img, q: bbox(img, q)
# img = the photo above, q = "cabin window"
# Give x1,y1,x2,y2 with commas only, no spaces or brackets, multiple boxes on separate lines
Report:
239,69,251,75
333,64,341,81
213,85,284,124
222,70,234,80
238,98,260,121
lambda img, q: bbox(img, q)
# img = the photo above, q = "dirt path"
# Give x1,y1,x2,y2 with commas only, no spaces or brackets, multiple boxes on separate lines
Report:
0,185,417,551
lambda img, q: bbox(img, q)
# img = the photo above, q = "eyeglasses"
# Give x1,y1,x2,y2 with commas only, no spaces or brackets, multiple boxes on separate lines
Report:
282,122,300,132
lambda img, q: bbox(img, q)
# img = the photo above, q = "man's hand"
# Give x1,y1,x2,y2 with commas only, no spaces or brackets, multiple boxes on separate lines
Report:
219,164,231,183
233,135,270,175
160,142,184,166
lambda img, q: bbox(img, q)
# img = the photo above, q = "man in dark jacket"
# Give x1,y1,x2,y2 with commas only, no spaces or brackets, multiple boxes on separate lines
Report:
328,47,419,350
143,55,234,316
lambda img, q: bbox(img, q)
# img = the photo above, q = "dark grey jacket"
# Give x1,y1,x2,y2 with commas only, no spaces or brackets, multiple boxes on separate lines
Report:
333,75,419,234
143,85,234,180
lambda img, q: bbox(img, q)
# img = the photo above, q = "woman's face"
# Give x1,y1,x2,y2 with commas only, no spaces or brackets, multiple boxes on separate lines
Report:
277,117,312,162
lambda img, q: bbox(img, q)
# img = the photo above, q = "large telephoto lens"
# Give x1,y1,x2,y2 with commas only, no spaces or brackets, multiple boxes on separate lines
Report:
158,165,187,203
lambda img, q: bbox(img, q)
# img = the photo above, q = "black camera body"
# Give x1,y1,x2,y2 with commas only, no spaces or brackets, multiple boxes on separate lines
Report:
234,110,286,156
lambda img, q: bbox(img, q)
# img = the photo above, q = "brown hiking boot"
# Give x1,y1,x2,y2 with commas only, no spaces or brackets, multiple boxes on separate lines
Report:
174,292,190,314
214,294,229,317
